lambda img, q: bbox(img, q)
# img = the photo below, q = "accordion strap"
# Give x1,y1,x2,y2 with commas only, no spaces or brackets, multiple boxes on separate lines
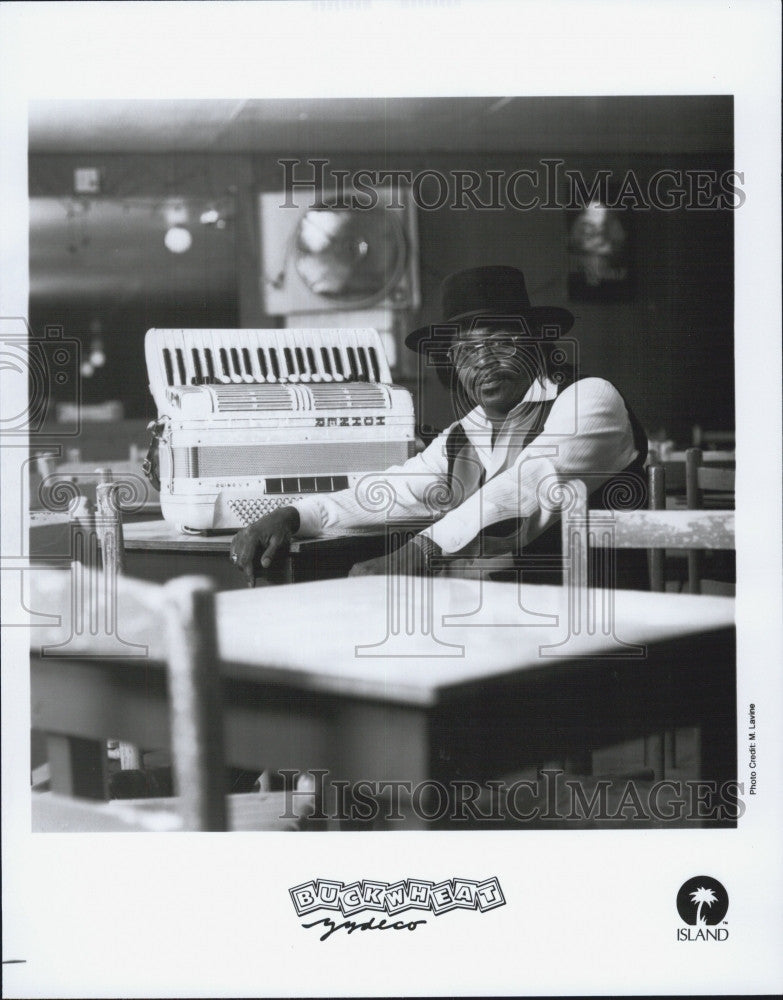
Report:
142,417,167,493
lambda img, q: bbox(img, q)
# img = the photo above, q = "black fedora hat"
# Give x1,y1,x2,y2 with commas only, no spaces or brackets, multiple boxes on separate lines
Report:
405,265,574,353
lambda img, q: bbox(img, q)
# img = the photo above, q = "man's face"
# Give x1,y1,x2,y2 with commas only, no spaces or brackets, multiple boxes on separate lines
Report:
450,325,539,418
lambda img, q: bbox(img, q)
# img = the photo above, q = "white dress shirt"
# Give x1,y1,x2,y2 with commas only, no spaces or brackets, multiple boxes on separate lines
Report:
293,376,640,555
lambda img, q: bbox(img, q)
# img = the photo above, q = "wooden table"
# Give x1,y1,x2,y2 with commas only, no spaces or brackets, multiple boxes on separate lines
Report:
30,514,396,588
30,575,736,828
121,520,399,586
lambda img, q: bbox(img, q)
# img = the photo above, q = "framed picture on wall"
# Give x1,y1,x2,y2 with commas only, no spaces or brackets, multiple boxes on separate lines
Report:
566,201,633,301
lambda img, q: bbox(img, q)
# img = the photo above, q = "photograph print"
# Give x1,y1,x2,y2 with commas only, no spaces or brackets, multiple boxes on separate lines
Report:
2,4,780,997
22,94,738,834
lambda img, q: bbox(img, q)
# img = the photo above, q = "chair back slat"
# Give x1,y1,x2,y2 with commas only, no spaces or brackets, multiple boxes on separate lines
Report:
561,480,589,593
162,577,227,831
668,449,735,463
95,481,127,576
596,510,735,550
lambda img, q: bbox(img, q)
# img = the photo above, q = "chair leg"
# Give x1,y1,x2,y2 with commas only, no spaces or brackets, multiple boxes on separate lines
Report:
687,551,702,594
644,733,666,781
648,550,665,593
665,729,677,770
645,730,678,779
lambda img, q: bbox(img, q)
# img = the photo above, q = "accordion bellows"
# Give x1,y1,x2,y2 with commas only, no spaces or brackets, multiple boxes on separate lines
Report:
145,328,415,532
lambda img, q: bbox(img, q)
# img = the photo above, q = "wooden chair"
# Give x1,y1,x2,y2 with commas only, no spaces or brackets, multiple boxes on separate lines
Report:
685,447,735,507
30,568,313,831
92,478,146,771
561,478,734,589
641,463,683,772
658,449,733,499
685,447,735,594
28,476,141,782
559,478,735,779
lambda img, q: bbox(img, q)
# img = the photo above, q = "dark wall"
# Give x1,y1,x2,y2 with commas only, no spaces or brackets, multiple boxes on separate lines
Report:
30,149,733,442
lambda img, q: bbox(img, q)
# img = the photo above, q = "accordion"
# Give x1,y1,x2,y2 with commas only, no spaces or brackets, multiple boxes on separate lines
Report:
144,328,415,532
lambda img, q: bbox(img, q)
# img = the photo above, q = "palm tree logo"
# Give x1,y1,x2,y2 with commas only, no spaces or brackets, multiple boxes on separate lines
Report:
677,876,728,926
689,886,719,926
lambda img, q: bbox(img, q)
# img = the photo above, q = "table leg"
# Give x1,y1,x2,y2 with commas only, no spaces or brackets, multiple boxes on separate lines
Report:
326,701,434,831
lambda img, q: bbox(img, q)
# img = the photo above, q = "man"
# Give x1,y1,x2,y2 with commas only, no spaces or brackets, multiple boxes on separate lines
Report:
230,265,648,584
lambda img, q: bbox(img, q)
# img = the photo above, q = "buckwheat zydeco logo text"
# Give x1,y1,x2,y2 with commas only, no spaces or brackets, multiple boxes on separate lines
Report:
676,876,730,941
290,877,505,941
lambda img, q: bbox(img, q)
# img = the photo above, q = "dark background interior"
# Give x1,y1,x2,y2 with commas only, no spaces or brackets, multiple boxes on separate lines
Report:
28,97,734,445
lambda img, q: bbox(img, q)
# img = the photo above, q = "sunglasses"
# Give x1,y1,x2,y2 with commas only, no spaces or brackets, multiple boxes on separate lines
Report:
446,336,536,366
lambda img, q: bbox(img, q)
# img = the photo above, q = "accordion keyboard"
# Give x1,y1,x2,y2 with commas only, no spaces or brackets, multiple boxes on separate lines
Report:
146,328,392,412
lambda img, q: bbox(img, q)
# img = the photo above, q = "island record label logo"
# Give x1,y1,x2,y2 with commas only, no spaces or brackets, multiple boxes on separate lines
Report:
676,876,729,941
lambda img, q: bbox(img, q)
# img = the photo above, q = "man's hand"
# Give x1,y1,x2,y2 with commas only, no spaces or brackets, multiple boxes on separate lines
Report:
229,507,300,586
348,537,440,577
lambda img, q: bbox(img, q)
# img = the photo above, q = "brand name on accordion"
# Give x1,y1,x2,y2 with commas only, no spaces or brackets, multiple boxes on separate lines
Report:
315,416,386,427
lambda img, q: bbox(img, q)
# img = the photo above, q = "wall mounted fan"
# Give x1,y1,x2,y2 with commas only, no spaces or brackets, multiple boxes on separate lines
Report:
259,187,419,316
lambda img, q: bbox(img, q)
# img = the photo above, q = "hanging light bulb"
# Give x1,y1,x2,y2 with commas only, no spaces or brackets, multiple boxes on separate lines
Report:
89,337,106,368
164,226,193,253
